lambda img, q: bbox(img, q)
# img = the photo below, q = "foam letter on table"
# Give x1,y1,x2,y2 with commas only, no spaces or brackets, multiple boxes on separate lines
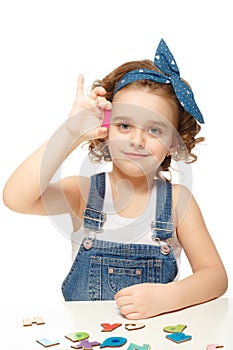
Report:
163,324,187,333
100,337,127,348
206,345,224,350
125,323,145,331
166,332,192,344
71,340,101,349
101,323,122,332
36,338,60,347
23,316,45,326
65,332,89,342
127,343,150,350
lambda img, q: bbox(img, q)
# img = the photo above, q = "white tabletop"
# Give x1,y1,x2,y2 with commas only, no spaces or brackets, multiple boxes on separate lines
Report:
3,298,232,349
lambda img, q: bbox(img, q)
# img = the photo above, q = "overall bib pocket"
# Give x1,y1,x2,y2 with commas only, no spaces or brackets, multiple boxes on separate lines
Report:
88,255,163,300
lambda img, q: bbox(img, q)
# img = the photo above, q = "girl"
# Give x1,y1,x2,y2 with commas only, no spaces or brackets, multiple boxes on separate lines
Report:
3,39,228,319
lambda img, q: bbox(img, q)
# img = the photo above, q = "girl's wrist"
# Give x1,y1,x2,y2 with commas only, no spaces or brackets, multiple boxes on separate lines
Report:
65,109,102,143
65,113,84,138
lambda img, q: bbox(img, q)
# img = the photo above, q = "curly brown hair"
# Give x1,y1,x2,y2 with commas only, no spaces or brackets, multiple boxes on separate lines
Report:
88,59,204,174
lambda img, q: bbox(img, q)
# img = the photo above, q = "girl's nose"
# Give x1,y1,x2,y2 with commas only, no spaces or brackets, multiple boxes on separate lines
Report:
129,128,145,148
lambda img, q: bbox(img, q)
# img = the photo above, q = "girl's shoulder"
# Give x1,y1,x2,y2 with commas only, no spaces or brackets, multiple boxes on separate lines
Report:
172,183,192,199
171,183,193,227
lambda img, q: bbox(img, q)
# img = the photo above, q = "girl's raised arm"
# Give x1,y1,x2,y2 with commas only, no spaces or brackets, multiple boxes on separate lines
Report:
3,75,109,216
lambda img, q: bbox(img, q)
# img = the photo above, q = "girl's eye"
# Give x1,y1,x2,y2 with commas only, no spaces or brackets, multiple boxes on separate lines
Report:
149,127,161,136
118,123,132,131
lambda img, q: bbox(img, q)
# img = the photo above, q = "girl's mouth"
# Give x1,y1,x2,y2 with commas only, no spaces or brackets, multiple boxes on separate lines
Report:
123,152,148,160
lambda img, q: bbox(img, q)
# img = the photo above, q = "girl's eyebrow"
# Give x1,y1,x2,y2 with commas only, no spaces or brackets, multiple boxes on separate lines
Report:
111,116,133,122
145,120,169,129
111,116,169,128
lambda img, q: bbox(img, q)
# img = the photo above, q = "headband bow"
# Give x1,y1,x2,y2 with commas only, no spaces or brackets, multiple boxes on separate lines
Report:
113,39,204,124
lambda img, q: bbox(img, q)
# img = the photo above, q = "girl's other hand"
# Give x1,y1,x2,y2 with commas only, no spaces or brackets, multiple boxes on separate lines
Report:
115,283,169,319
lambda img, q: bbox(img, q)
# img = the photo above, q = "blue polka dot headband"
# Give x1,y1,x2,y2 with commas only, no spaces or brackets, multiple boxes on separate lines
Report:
113,39,204,124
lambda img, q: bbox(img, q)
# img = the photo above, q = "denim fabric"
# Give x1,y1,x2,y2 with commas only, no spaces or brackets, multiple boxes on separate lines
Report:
152,179,174,240
62,239,178,301
83,172,106,232
62,173,177,301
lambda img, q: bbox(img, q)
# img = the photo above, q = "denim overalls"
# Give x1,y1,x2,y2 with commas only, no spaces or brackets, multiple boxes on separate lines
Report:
62,172,178,301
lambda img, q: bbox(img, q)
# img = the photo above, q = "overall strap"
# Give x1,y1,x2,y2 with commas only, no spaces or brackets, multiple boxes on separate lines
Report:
151,179,174,241
83,172,106,232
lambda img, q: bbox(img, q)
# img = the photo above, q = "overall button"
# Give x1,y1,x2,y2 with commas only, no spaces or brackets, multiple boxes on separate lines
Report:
83,239,93,250
160,245,170,255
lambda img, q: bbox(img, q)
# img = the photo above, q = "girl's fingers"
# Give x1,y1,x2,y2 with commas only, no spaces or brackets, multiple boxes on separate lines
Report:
90,86,107,99
95,96,112,110
76,74,85,97
70,75,111,123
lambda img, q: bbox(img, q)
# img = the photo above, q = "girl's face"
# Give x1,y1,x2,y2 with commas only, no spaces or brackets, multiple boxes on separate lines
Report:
108,88,178,178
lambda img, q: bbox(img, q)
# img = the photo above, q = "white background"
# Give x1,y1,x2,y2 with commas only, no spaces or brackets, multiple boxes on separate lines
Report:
0,0,232,304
